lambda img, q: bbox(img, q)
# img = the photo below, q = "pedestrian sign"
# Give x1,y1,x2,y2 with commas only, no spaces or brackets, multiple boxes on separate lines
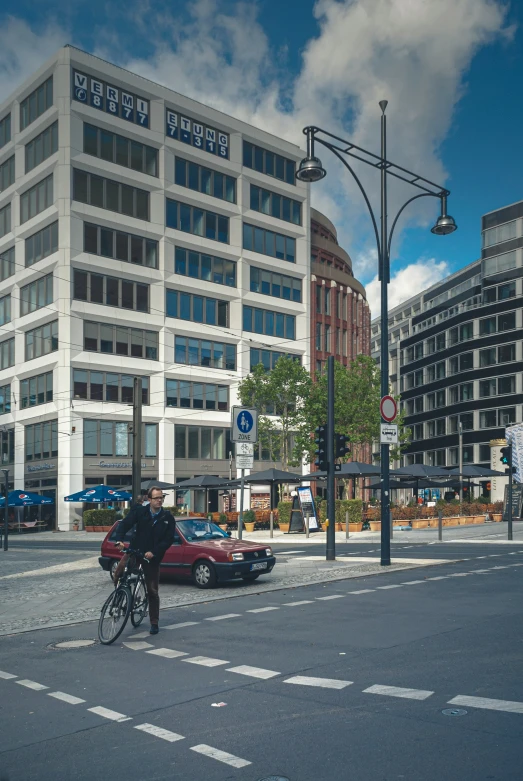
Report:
231,406,258,443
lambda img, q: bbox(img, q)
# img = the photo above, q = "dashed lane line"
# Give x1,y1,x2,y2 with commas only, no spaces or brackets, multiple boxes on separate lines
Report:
204,614,241,621
348,589,375,594
123,641,154,651
226,665,280,680
448,695,523,714
163,621,200,629
284,675,353,690
191,744,251,768
401,580,426,585
246,606,280,613
135,723,185,742
0,670,17,679
47,691,86,705
282,600,314,606
316,595,345,600
364,684,434,701
376,585,403,590
16,679,48,691
146,648,188,659
88,706,132,722
182,656,229,667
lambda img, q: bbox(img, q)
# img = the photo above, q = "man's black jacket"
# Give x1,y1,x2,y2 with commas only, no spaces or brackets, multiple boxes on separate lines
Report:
114,505,175,563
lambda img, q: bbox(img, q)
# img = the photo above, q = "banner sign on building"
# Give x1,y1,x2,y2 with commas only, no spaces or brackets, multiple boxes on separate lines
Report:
166,108,229,159
505,423,523,484
73,70,150,128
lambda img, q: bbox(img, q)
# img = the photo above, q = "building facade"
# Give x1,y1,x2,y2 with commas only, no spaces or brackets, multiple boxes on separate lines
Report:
0,46,310,528
371,200,523,495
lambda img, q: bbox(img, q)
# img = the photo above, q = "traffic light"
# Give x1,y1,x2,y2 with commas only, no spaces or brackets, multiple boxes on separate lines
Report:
500,445,516,475
335,433,350,460
314,424,328,471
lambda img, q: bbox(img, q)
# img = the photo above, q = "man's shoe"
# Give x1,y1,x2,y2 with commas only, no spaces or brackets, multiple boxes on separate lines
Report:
149,625,159,635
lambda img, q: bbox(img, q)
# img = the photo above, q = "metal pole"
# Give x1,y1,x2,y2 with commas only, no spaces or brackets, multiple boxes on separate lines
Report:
326,355,336,561
390,508,393,539
229,451,232,481
345,509,349,541
508,466,513,541
3,469,8,552
438,509,443,541
131,377,143,504
459,422,463,505
238,468,245,540
305,513,310,538
270,510,274,539
379,100,391,567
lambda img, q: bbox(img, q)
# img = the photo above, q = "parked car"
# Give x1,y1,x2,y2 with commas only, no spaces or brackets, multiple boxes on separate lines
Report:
98,516,276,589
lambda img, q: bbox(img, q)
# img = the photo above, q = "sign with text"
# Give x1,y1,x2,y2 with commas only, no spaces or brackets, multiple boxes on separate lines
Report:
236,443,254,470
231,407,258,443
166,108,229,159
72,69,149,128
297,486,320,531
380,423,398,445
503,483,523,521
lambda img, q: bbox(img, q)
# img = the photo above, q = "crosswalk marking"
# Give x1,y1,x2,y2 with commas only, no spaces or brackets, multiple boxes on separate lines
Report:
129,631,150,639
283,600,314,606
191,744,251,768
204,614,241,621
16,679,48,691
227,665,280,679
246,606,280,613
448,695,523,714
182,656,229,667
146,648,188,659
135,723,185,741
316,595,345,600
88,706,131,722
348,589,375,594
284,675,353,690
47,691,86,704
0,670,17,680
364,684,433,700
163,621,200,629
123,641,154,651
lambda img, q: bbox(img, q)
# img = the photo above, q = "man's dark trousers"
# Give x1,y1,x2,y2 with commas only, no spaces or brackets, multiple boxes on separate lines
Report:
114,556,160,624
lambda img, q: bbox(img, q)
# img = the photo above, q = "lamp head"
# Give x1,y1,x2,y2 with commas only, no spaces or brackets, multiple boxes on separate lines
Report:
431,213,457,235
296,156,327,183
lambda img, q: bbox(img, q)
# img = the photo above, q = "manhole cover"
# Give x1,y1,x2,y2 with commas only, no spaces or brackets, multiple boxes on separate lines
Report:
52,639,96,650
442,708,468,716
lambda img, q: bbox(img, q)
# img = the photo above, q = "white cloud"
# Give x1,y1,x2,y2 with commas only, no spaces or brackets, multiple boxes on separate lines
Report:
366,258,449,319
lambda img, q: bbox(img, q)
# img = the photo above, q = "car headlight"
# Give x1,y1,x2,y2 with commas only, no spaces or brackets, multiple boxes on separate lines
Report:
228,552,244,562
265,548,272,557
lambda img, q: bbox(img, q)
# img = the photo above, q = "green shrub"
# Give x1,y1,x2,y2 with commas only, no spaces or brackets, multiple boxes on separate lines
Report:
243,509,256,524
336,499,363,524
83,509,117,527
277,501,292,525
219,513,227,524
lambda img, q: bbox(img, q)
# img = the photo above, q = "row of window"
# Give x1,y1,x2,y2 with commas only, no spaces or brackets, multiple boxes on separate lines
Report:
0,383,10,415
404,374,517,416
175,336,235,371
0,155,14,192
0,203,11,239
315,323,349,357
242,141,295,185
0,114,10,149
250,266,302,302
243,305,295,340
73,269,149,313
84,222,157,268
84,123,158,177
20,77,53,131
26,320,58,361
83,420,157,458
482,220,517,248
175,157,235,203
166,289,228,327
249,185,301,225
174,247,236,287
73,370,149,405
84,322,158,361
73,169,149,221
20,173,53,224
26,121,58,173
0,295,10,326
409,406,517,440
20,273,53,316
404,343,517,388
175,424,232,460
21,371,53,409
242,222,295,263
26,221,58,267
249,348,300,372
166,199,228,243
166,379,228,410
25,419,57,461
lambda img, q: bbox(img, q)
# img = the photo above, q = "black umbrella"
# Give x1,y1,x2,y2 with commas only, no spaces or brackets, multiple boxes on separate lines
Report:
392,464,450,478
303,462,381,479
444,465,506,478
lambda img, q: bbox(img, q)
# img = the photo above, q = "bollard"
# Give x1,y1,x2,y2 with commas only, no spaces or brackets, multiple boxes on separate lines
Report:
345,509,349,541
438,509,443,541
305,513,309,538
269,511,274,539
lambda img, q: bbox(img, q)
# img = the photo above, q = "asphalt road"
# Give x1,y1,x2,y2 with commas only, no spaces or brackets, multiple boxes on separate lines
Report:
0,547,522,780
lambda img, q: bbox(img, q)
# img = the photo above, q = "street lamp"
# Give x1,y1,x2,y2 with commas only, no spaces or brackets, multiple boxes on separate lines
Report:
298,103,457,566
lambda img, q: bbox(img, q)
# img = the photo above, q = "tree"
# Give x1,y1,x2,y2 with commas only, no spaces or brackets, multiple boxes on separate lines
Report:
237,356,312,470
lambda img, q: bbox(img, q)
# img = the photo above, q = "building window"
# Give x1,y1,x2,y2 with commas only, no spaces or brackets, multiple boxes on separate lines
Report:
459,353,473,371
73,270,149,313
498,375,516,395
0,114,10,149
25,121,58,173
25,221,58,267
20,76,53,131
83,420,157,458
84,322,158,360
20,273,53,316
0,295,10,326
324,323,330,352
73,370,149,405
243,305,295,340
0,384,11,415
73,169,149,221
250,184,301,225
499,343,516,363
84,223,158,268
483,281,516,303
0,155,14,192
0,204,11,239
478,444,491,462
316,286,322,313
166,289,228,327
460,383,473,401
242,223,295,262
426,337,435,355
0,247,14,282
25,320,58,360
175,336,235,370
84,123,158,176
479,376,516,398
25,419,58,461
175,157,235,202
463,446,474,464
174,424,232,459
250,266,302,302
166,198,228,243
460,323,473,341
250,348,300,372
324,287,331,315
479,410,497,429
483,221,517,248
460,412,474,431
0,428,14,465
21,371,53,408
483,250,517,276
20,174,53,223
0,338,14,369
498,311,516,331
242,140,295,184
479,316,496,335
499,407,516,426
449,356,458,375
414,369,423,387
174,247,235,286
479,378,497,398
166,380,228,411
415,397,423,413
479,347,496,367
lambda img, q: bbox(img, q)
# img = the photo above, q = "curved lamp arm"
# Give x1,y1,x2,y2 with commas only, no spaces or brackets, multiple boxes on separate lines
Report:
387,191,442,258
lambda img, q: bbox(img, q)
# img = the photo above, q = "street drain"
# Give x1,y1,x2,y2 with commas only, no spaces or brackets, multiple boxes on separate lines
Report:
442,708,468,716
49,639,96,650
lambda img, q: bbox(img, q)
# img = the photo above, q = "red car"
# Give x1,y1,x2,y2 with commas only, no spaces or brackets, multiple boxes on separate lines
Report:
98,517,276,589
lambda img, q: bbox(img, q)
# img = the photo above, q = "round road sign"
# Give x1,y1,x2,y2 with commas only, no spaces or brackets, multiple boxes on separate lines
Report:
380,395,397,422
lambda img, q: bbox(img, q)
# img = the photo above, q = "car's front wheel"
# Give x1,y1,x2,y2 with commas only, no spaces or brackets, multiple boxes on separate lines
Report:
192,560,217,589
109,559,119,582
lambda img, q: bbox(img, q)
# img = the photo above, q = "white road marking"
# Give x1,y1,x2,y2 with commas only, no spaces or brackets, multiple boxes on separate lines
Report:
146,648,188,659
123,641,154,651
477,556,487,559
163,621,200,629
401,580,426,585
284,675,353,690
0,670,17,679
135,723,185,742
130,631,150,639
276,550,305,555
48,691,86,705
283,600,314,606
227,665,280,679
449,573,470,577
316,595,345,600
509,552,517,555
364,684,433,700
88,706,131,722
448,695,523,714
16,679,48,691
182,656,229,667
348,589,375,594
246,606,280,613
376,585,403,590
0,556,100,580
427,576,448,580
191,744,251,768
204,614,241,621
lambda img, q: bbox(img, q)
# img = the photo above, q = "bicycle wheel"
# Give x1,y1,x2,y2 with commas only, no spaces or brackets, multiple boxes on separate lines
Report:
131,575,148,627
98,586,132,645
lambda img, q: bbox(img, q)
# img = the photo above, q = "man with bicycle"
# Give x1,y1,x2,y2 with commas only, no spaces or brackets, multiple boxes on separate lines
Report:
114,486,175,634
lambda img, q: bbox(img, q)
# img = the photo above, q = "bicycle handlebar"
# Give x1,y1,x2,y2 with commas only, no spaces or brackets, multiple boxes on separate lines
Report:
115,545,150,563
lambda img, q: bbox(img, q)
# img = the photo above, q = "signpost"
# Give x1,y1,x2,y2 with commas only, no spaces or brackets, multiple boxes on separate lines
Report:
231,408,258,540
380,395,397,423
380,423,398,445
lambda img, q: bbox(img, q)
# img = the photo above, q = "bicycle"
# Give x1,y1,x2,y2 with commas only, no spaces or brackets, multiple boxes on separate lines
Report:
98,548,149,645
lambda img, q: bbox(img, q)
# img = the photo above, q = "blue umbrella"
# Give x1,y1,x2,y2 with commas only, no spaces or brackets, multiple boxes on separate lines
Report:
64,484,132,503
0,490,54,507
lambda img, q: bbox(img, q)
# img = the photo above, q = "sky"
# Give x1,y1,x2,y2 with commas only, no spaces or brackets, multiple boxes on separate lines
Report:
1,0,522,318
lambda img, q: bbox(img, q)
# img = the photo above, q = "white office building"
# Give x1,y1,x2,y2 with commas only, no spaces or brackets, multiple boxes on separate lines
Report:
0,46,310,529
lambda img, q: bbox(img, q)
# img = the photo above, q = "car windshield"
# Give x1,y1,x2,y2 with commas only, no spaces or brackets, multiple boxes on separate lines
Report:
176,519,228,542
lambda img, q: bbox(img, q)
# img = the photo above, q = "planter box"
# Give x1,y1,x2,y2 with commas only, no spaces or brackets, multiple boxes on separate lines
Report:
349,522,363,532
244,522,255,533
492,514,502,522
85,526,95,532
369,521,381,532
278,523,290,533
411,520,428,529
